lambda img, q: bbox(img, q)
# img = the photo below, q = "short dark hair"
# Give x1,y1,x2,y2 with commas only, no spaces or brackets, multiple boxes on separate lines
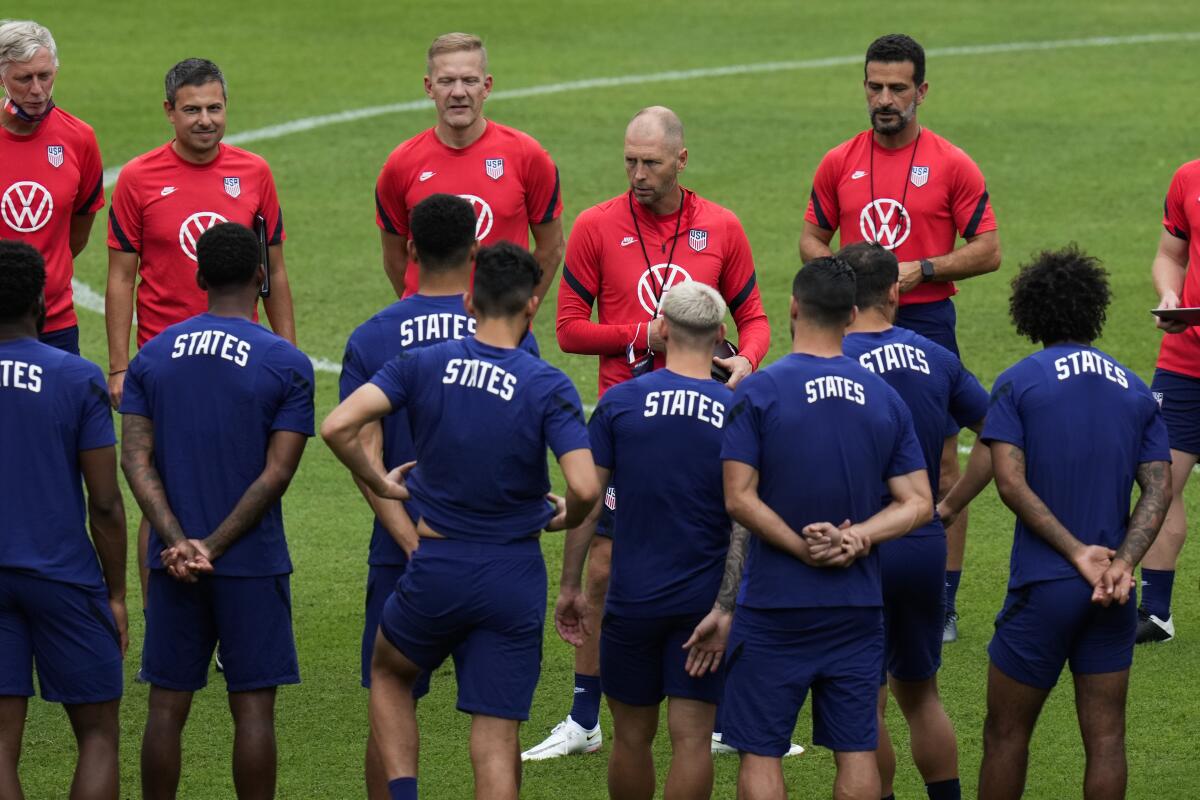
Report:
1009,245,1110,346
165,58,226,106
196,223,260,289
472,242,542,317
865,34,925,85
0,240,45,322
410,194,477,272
838,242,898,309
792,257,857,328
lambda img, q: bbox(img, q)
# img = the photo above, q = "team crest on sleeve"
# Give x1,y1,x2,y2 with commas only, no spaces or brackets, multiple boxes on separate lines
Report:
688,229,708,252
223,177,241,198
910,166,930,188
46,145,64,168
604,486,617,512
485,158,505,180
1153,391,1164,407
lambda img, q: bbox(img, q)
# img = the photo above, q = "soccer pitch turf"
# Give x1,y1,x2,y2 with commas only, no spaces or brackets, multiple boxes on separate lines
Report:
15,0,1200,796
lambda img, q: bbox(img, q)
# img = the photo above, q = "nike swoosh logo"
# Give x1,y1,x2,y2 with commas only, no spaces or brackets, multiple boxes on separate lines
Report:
620,236,637,247
161,186,177,196
419,171,436,182
851,171,867,180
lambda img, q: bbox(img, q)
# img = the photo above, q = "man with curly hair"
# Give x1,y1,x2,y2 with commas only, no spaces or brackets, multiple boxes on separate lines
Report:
974,246,1171,799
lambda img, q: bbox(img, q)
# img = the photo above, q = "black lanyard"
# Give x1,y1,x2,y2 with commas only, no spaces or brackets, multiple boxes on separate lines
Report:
868,128,921,228
628,187,685,319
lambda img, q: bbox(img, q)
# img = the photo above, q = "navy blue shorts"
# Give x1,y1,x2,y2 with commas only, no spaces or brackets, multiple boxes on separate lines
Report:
362,563,430,698
988,577,1136,691
38,325,80,356
880,535,946,683
896,299,961,437
0,570,123,704
1150,369,1200,456
721,606,883,756
143,570,299,693
595,484,616,539
600,611,724,707
379,537,546,720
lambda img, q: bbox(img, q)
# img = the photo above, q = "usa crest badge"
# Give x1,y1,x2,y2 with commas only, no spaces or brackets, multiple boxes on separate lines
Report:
46,145,64,168
223,177,241,198
485,158,504,180
688,229,708,252
910,166,930,188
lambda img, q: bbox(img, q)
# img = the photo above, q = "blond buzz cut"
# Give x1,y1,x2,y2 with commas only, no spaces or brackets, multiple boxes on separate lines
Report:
660,282,725,341
426,32,487,74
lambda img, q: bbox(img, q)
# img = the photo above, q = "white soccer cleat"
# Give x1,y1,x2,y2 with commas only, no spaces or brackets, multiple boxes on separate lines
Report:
711,732,804,757
521,716,602,761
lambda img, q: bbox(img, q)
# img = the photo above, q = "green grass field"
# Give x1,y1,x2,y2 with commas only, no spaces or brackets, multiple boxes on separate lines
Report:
12,0,1200,796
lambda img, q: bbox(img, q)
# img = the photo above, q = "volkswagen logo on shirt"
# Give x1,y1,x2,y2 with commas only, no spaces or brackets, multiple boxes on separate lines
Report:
178,211,229,262
1,181,54,233
858,198,911,250
636,263,693,317
458,194,494,241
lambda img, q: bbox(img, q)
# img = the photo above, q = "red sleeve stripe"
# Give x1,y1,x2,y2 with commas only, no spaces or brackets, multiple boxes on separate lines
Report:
962,190,990,239
538,166,561,224
74,176,103,215
375,189,399,234
809,188,832,230
727,272,758,313
108,207,136,253
561,263,595,307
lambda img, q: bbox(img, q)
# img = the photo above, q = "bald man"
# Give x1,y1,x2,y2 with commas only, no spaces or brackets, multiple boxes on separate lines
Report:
523,106,771,761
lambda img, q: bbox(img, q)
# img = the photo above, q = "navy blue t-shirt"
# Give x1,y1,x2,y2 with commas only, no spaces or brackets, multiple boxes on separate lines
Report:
721,353,925,609
982,345,1170,589
340,294,538,565
589,369,731,617
120,314,315,577
844,326,989,537
0,338,116,587
369,336,589,542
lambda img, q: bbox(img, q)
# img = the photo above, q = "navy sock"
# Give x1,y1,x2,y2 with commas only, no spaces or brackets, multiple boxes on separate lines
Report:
926,778,961,800
570,672,602,729
1142,568,1175,619
945,570,962,615
388,777,417,800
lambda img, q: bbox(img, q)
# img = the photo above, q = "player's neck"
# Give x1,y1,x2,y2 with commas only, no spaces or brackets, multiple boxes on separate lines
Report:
0,318,37,341
0,108,37,136
206,291,257,320
791,320,845,358
845,307,892,334
872,121,920,150
435,117,487,150
417,268,471,297
473,316,526,349
172,139,221,165
642,184,683,216
1044,339,1093,349
664,347,713,380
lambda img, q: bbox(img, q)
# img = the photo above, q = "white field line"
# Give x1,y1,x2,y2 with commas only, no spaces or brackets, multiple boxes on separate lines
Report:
69,30,1200,380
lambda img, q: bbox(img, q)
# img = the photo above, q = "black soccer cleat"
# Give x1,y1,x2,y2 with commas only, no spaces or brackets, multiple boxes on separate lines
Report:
1135,607,1175,644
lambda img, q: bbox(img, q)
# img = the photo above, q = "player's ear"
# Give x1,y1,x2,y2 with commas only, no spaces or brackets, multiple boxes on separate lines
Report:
255,263,266,287
716,322,728,344
406,240,420,263
888,281,900,306
677,147,688,172
196,271,208,291
526,294,539,320
915,81,929,106
789,296,799,322
467,240,480,263
423,75,434,98
463,292,476,317
847,305,859,328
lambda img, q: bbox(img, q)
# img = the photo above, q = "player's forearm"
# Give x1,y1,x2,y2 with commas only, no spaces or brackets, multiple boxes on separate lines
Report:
262,249,297,344
559,522,594,591
556,317,643,357
88,491,127,600
925,230,1001,282
1115,460,1171,566
725,489,806,561
104,272,136,371
120,417,187,547
1152,253,1187,301
531,243,563,307
799,230,834,261
992,444,1086,561
941,437,993,517
381,234,409,300
322,418,391,496
714,523,751,612
204,465,294,559
69,213,94,258
853,492,934,547
731,309,771,369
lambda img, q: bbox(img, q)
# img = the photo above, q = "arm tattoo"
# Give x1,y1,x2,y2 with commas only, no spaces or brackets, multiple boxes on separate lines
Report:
205,476,279,557
716,522,751,612
1116,460,1170,565
999,444,1084,560
120,415,186,547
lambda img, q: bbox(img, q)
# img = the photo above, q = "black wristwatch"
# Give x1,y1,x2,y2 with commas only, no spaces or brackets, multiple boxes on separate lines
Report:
920,259,935,282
